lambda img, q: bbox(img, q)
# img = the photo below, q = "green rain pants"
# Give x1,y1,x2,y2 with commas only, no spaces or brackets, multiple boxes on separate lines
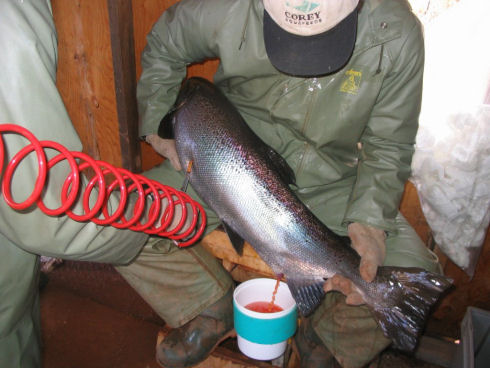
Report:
0,238,42,368
115,162,235,328
116,161,442,368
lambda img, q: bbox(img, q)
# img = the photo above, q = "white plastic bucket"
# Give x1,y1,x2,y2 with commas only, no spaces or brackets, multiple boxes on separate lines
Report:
233,278,297,360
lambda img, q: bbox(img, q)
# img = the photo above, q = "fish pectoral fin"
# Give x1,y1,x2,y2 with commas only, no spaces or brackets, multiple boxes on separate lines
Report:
285,275,325,317
222,222,245,256
158,109,176,139
266,148,296,186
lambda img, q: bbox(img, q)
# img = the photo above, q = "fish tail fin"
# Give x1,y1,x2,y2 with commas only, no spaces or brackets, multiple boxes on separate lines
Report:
285,276,325,317
371,267,452,352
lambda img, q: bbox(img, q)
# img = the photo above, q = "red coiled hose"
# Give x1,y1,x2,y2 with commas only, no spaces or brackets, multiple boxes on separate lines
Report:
0,124,206,247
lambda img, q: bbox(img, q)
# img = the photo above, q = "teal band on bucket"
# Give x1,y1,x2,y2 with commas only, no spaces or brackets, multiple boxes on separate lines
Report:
233,304,298,344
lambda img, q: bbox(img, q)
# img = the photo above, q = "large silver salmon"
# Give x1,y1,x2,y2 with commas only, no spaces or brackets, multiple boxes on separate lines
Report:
159,77,451,351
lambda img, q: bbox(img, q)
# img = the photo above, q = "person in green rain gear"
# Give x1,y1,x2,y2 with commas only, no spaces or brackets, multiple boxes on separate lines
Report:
0,1,442,368
0,1,142,366
0,1,226,367
133,0,443,367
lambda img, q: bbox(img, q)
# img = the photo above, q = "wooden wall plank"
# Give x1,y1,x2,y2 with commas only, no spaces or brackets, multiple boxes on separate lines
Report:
132,0,177,172
52,0,121,167
400,181,432,243
132,0,219,172
107,0,141,172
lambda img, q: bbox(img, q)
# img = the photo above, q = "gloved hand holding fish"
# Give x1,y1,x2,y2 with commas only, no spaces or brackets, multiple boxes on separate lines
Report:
158,77,452,352
145,134,183,171
324,222,386,305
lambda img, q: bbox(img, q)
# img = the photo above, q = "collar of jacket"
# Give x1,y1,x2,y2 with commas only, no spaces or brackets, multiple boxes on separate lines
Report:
354,0,404,55
249,0,404,56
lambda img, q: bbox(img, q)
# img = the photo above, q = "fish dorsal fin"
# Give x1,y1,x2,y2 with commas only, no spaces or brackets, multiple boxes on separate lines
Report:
266,148,296,186
285,275,325,317
222,222,245,256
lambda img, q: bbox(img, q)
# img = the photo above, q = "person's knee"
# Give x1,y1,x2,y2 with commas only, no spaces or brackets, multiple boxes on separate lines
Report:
384,213,441,273
311,292,391,367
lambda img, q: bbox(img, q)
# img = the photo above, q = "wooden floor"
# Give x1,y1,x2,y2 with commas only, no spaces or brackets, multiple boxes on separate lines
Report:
40,281,290,368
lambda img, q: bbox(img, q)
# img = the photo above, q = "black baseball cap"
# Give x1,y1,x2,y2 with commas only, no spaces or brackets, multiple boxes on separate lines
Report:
263,0,359,77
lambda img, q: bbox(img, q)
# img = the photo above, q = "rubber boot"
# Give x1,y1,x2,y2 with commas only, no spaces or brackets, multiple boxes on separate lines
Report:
293,317,339,368
156,288,234,368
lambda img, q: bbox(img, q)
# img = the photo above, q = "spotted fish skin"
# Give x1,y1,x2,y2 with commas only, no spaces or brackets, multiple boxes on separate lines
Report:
159,77,452,352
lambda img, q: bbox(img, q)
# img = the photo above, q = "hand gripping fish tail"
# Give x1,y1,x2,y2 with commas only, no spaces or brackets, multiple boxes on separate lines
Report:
158,77,452,353
284,257,452,352
286,263,452,352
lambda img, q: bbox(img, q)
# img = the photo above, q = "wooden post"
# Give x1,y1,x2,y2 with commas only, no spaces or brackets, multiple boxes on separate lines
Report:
107,0,141,172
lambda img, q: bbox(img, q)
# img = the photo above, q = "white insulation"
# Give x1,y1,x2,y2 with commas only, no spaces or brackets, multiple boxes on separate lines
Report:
410,0,490,276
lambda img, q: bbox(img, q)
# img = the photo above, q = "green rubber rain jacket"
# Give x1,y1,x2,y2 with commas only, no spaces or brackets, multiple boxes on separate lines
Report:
138,0,424,236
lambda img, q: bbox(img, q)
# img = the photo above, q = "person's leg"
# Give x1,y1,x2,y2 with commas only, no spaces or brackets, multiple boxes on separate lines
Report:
115,237,233,327
305,213,441,368
116,162,235,367
0,235,42,368
116,237,235,368
115,161,234,326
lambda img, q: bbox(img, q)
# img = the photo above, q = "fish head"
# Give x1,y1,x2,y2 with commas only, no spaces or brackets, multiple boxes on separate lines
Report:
157,77,213,140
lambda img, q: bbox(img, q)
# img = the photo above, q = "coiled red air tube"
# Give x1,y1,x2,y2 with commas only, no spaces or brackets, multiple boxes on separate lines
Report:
0,124,206,247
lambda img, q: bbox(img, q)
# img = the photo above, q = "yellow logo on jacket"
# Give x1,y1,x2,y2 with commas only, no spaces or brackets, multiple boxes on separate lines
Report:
340,69,362,95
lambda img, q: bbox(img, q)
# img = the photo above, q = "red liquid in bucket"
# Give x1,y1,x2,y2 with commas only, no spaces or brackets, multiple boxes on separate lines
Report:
245,301,284,313
244,277,284,313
